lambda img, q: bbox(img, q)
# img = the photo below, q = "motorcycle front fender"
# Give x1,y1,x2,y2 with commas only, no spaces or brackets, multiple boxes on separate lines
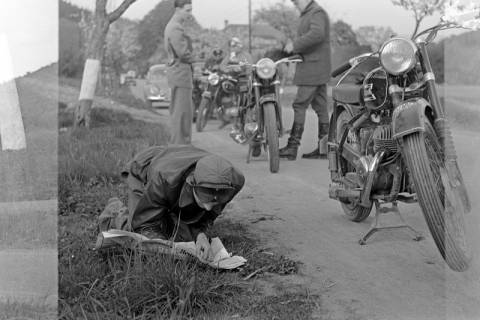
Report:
259,93,283,135
392,98,433,139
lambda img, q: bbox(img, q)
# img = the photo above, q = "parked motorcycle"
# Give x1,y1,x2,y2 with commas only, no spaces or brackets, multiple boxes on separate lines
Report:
327,14,477,271
230,55,302,173
195,68,247,132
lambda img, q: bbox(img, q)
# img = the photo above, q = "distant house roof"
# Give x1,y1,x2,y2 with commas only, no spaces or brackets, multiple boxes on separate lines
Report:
223,23,284,41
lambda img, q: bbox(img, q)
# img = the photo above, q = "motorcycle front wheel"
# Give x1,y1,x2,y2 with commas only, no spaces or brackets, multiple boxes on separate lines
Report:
336,111,372,222
263,103,280,173
196,98,211,132
402,118,471,271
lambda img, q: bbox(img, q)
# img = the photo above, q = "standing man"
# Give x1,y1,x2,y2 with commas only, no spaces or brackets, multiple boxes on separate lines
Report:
164,0,194,145
279,0,331,160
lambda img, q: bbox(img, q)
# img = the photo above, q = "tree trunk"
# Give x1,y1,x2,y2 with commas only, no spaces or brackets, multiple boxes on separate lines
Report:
74,0,137,128
75,20,109,128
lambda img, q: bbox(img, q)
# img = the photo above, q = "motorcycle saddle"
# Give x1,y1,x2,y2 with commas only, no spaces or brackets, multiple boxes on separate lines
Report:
332,83,362,104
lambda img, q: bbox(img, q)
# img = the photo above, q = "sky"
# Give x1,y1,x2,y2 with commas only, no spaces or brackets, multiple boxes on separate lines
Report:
0,0,58,79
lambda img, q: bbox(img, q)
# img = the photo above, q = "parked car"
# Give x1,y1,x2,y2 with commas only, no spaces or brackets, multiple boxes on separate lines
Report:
120,70,137,86
143,64,170,108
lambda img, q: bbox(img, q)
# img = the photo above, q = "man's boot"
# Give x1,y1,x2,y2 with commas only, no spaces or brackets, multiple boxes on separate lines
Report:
279,123,304,160
302,123,329,159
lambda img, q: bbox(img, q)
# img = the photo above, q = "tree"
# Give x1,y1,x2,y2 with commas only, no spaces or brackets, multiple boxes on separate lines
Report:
356,26,397,51
75,0,137,128
253,3,299,45
331,20,359,46
391,0,446,37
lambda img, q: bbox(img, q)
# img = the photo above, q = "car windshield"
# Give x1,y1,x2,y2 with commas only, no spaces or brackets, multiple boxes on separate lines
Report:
149,69,165,80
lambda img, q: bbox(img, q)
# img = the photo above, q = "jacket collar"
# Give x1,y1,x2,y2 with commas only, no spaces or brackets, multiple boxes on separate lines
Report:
301,0,316,16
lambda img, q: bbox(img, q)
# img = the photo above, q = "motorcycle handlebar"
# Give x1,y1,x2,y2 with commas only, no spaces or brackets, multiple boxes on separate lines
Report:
331,61,351,78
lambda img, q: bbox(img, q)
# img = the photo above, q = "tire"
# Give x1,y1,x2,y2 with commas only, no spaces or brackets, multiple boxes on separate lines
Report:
402,119,471,271
263,103,280,173
196,98,211,132
336,111,372,222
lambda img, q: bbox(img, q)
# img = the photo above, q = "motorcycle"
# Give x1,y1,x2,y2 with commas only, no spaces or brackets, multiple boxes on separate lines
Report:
327,12,478,271
230,55,302,173
195,68,248,132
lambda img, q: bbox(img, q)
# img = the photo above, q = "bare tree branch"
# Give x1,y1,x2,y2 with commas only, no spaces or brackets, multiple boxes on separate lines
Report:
108,0,137,23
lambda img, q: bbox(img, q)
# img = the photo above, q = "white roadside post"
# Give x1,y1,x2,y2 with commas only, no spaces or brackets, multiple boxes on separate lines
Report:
0,34,26,151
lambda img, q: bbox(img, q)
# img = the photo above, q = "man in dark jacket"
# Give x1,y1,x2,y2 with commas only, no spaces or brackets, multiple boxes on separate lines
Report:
279,0,331,160
164,0,194,145
123,145,245,260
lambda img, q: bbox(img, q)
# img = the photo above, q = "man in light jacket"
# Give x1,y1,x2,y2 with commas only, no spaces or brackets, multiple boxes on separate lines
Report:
164,0,194,145
279,0,332,160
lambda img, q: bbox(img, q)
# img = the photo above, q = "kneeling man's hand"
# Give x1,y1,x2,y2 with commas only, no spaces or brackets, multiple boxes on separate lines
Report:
196,232,210,261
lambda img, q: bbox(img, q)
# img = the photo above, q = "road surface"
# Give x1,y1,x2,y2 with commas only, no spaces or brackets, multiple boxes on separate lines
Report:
151,97,480,320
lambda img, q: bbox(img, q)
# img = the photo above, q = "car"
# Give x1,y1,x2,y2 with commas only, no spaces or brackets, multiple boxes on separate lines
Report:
143,64,170,108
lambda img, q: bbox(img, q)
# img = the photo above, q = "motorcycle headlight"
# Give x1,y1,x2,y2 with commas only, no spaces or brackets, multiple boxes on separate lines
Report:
208,73,220,85
380,38,417,75
256,58,276,79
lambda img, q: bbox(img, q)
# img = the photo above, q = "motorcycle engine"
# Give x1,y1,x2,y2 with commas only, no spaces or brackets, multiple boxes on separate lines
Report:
222,80,236,94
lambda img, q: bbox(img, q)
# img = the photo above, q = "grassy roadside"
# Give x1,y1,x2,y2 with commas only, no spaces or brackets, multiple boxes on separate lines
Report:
58,105,317,319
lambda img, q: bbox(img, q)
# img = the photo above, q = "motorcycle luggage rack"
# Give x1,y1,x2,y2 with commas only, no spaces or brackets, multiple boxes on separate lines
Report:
358,199,423,245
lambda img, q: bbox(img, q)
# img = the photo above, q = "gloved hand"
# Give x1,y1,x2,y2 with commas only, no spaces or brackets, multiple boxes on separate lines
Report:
195,232,210,261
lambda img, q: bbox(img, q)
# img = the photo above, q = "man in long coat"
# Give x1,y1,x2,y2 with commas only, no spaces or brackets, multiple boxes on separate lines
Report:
164,0,194,145
279,0,332,160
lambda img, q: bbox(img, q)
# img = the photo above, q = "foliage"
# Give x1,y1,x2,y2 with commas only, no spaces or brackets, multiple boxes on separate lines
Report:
253,3,298,44
355,26,397,51
331,20,360,46
136,0,175,68
391,0,447,37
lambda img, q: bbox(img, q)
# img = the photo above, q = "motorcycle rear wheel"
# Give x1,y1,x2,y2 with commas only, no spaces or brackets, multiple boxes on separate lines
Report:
264,103,280,173
336,111,372,222
196,98,211,132
402,118,471,271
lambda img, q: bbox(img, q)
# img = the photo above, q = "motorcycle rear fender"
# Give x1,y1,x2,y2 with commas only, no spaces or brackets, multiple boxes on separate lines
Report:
392,98,433,139
327,102,357,143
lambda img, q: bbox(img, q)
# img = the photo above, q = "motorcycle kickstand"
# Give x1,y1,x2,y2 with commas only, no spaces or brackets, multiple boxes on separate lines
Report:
358,200,424,245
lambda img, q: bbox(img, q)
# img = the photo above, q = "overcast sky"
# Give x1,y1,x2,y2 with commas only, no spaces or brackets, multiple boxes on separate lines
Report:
0,0,58,79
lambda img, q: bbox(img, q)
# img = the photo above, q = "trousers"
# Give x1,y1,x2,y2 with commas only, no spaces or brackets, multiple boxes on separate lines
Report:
292,84,329,129
169,86,193,145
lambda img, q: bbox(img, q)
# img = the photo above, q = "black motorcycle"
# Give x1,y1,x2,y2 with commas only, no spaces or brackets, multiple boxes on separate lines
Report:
230,55,302,173
327,15,476,271
195,68,247,132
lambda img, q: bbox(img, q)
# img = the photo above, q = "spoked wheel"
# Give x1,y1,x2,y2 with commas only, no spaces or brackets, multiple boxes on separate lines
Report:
336,111,372,222
402,118,471,271
196,98,211,132
263,103,279,173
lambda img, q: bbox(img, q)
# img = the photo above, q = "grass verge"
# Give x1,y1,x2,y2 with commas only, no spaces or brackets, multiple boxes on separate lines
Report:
59,107,314,319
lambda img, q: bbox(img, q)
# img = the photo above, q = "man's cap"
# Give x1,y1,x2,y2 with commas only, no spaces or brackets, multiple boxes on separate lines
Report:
192,155,236,189
174,0,192,8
